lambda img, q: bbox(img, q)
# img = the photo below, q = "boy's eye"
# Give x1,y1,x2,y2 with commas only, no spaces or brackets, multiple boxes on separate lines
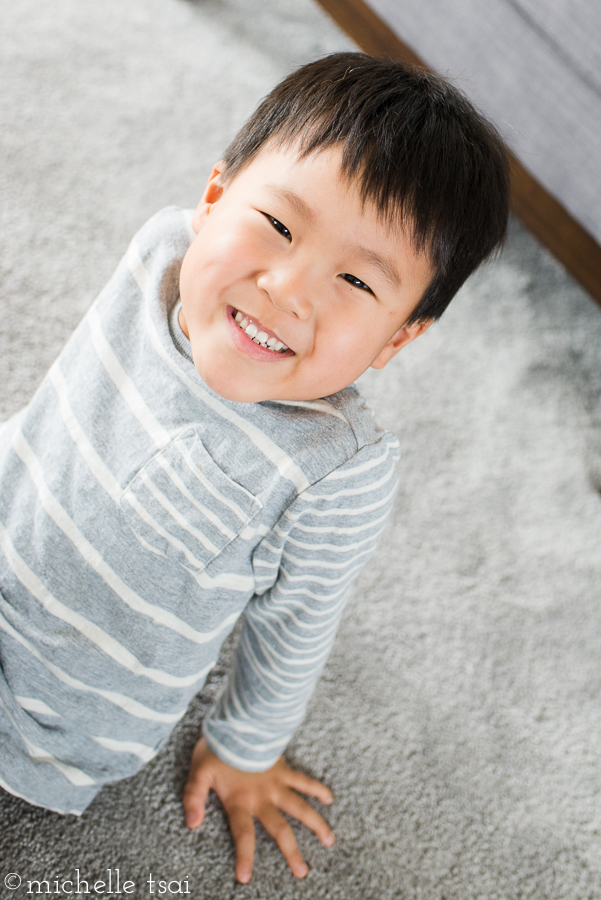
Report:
340,273,373,294
262,213,291,241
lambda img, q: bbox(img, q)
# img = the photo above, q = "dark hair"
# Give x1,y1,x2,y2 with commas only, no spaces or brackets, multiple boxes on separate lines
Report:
222,52,510,324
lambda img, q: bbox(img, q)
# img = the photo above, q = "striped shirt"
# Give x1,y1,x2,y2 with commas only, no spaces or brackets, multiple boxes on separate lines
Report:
0,207,400,815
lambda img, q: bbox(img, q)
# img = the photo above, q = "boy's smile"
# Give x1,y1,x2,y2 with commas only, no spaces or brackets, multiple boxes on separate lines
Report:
178,144,433,402
227,307,294,359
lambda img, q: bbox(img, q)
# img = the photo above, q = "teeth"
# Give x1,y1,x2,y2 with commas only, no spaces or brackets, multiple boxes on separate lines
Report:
233,309,289,353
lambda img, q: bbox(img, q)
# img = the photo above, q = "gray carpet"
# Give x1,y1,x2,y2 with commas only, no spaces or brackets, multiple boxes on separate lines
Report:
1,1,601,897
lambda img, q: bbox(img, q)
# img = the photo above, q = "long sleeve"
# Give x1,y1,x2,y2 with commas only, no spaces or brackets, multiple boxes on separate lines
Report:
202,431,400,770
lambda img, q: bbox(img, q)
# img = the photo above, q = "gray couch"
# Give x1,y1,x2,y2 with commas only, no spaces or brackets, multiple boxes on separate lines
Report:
365,0,601,248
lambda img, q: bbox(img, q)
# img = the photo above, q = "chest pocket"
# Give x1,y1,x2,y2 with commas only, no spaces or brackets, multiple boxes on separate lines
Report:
120,429,262,572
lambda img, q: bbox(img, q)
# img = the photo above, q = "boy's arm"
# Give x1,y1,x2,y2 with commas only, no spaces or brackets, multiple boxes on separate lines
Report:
183,433,400,881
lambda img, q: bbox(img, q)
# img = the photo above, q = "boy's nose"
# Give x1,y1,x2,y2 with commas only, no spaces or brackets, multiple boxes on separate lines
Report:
257,267,313,320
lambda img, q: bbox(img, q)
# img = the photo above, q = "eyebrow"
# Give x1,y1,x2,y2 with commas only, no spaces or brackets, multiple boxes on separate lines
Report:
264,185,314,222
349,245,401,289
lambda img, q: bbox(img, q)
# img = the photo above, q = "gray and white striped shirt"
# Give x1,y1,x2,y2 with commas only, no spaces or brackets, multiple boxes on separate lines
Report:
0,207,400,815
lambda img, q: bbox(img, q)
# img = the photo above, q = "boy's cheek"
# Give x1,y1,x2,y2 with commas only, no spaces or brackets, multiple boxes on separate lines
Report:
178,251,199,309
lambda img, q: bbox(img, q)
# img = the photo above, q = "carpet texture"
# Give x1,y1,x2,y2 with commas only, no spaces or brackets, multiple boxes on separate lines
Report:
1,1,601,898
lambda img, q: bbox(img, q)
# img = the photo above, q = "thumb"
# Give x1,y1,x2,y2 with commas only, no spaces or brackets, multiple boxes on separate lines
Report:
182,771,211,829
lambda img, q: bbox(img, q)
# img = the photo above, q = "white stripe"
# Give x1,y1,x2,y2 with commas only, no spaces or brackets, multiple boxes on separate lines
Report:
281,544,375,570
0,773,69,815
211,715,293,752
253,558,279,569
27,743,96,786
253,540,281,557
239,522,271,540
285,486,398,520
246,612,337,665
139,260,311,492
253,601,340,640
212,716,279,737
242,629,330,695
192,567,254,592
0,521,213,689
300,461,396,501
124,481,219,565
250,620,339,656
248,606,339,650
49,364,122,501
236,629,310,695
182,208,197,242
230,666,307,717
240,647,322,692
92,735,156,763
226,675,307,719
15,696,60,717
139,468,230,547
275,509,392,536
279,561,362,587
275,530,381,554
11,428,241,644
273,580,351,603
203,737,279,772
0,693,95,787
87,305,171,449
273,399,349,423
266,589,348,618
323,438,399,480
227,668,308,718
0,609,183,723
174,440,252,524
127,240,150,295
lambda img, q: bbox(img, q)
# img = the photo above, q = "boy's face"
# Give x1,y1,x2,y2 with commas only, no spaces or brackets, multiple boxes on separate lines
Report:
179,144,433,402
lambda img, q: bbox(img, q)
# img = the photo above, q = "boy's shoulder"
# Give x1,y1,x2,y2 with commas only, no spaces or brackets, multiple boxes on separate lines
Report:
253,386,399,494
263,386,388,450
132,205,195,264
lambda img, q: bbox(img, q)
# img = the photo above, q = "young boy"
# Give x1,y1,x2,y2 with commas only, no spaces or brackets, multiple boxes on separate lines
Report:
0,53,509,883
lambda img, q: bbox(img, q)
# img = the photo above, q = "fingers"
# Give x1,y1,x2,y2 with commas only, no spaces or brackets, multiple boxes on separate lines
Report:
282,766,334,807
259,808,309,879
227,807,256,884
182,771,211,830
278,791,335,848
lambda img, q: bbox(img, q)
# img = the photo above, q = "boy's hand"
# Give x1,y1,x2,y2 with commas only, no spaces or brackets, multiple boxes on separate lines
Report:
183,737,335,883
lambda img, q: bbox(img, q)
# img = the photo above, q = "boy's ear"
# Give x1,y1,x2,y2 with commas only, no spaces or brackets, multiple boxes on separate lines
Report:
369,319,433,369
191,161,226,233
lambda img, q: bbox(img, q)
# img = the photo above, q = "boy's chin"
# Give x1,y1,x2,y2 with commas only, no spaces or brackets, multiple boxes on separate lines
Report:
195,370,302,404
192,355,345,403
